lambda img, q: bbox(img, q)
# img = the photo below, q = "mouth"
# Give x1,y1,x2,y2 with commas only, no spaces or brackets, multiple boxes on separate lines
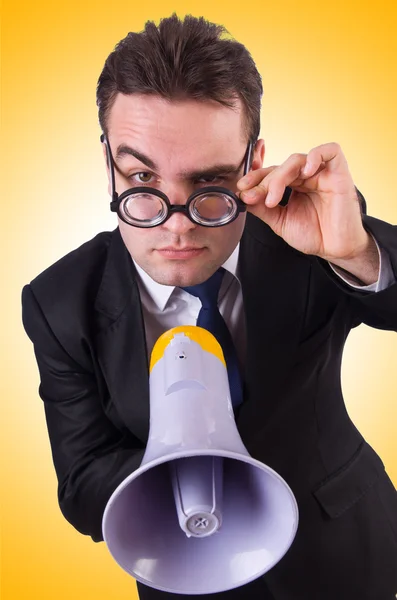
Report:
156,247,205,259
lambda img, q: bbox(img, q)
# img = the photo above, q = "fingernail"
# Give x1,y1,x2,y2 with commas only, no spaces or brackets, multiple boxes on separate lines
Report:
265,192,273,206
303,162,311,175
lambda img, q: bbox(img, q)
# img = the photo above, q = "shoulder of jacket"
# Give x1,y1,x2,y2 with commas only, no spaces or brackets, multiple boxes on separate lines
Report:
27,230,115,317
30,230,112,287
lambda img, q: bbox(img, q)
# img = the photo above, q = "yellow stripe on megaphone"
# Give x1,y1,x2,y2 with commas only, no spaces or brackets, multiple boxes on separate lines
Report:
149,325,226,373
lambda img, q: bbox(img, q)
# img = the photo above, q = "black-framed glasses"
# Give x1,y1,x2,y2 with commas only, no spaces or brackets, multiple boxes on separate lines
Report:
101,134,254,228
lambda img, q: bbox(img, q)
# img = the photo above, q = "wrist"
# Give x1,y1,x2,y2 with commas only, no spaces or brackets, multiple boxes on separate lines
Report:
328,232,380,286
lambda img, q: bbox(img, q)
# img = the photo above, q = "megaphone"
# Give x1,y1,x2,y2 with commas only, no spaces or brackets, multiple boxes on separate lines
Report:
103,326,299,595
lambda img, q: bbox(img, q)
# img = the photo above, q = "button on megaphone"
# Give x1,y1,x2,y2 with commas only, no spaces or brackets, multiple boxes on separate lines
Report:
102,326,299,595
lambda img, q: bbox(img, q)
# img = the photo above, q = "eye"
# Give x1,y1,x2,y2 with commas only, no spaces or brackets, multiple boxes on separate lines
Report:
196,175,225,184
130,172,155,184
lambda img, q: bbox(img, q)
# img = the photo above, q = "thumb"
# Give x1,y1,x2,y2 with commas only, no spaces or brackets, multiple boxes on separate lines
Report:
241,192,284,234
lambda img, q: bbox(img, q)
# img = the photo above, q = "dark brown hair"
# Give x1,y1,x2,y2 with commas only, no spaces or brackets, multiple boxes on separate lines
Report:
96,14,262,142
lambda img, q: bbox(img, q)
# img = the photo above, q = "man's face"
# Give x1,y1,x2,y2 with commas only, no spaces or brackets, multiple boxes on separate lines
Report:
105,93,264,287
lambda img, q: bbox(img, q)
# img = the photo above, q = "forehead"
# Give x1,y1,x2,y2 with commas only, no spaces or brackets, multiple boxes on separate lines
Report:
107,93,247,162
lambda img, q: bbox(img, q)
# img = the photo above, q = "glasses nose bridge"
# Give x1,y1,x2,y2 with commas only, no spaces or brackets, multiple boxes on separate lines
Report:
169,204,190,216
162,203,197,232
164,180,194,207
162,185,197,225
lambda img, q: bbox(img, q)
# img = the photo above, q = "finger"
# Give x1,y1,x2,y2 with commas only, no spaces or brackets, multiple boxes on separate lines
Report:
245,198,284,234
264,152,307,185
254,153,308,207
238,154,304,206
248,148,338,207
237,165,277,190
302,142,347,176
240,144,348,208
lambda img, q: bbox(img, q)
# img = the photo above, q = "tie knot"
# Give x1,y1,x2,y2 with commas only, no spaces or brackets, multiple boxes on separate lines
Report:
181,268,225,308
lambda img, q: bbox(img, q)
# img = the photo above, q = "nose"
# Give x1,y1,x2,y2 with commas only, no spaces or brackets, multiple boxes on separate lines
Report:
161,186,197,234
161,206,197,234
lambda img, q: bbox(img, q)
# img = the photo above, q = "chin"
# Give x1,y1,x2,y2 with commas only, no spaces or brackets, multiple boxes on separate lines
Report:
151,261,218,288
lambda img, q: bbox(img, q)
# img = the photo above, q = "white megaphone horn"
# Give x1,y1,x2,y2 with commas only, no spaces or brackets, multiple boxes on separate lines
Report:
102,326,299,595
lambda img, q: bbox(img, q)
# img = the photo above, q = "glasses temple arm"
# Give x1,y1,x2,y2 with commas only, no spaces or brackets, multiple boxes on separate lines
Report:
243,141,255,177
100,133,118,203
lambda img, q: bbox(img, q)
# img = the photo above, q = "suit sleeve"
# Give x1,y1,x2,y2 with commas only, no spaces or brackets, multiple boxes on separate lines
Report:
22,284,145,542
317,213,397,331
328,233,395,292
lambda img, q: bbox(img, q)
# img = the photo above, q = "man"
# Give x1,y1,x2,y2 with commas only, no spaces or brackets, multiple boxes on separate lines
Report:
22,14,397,600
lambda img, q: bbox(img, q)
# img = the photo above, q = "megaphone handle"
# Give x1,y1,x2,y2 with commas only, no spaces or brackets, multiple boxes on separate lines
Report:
170,456,224,538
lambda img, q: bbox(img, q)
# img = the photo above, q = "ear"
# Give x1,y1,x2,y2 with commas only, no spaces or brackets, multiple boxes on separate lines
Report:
251,138,265,171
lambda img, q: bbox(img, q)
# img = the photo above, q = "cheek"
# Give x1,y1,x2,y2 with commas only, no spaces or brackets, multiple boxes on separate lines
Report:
118,220,154,255
224,213,246,244
205,213,246,247
207,215,246,259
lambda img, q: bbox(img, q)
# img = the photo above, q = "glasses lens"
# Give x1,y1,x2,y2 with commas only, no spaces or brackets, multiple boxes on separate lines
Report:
190,192,237,226
121,192,167,227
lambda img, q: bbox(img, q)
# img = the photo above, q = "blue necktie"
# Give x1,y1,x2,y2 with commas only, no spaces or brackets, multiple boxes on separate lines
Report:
181,268,243,409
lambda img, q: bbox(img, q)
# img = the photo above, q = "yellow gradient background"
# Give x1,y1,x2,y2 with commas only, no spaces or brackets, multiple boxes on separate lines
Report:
2,1,397,598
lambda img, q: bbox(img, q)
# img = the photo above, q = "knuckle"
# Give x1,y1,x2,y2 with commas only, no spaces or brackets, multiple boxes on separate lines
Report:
257,182,268,192
290,152,304,161
329,141,341,151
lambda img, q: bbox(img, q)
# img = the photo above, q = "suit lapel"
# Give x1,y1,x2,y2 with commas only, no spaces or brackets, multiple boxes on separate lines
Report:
238,213,311,440
94,229,151,443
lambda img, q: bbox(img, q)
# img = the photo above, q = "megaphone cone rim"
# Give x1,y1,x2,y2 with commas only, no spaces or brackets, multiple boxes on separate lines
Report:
102,448,299,554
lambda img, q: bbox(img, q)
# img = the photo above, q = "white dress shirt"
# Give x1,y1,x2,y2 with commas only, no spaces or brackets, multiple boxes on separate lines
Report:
133,233,395,367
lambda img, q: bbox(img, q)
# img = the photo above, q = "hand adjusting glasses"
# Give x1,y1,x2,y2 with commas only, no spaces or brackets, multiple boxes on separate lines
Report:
101,134,254,228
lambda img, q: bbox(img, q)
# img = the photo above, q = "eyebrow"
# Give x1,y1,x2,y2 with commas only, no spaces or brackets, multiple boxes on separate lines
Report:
116,144,158,170
114,144,244,180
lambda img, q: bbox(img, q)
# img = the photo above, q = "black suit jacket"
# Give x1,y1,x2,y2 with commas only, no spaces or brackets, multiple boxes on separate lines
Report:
22,198,397,599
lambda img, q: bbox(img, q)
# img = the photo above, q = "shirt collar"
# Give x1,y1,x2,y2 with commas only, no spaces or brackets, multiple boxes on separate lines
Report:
133,243,241,312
